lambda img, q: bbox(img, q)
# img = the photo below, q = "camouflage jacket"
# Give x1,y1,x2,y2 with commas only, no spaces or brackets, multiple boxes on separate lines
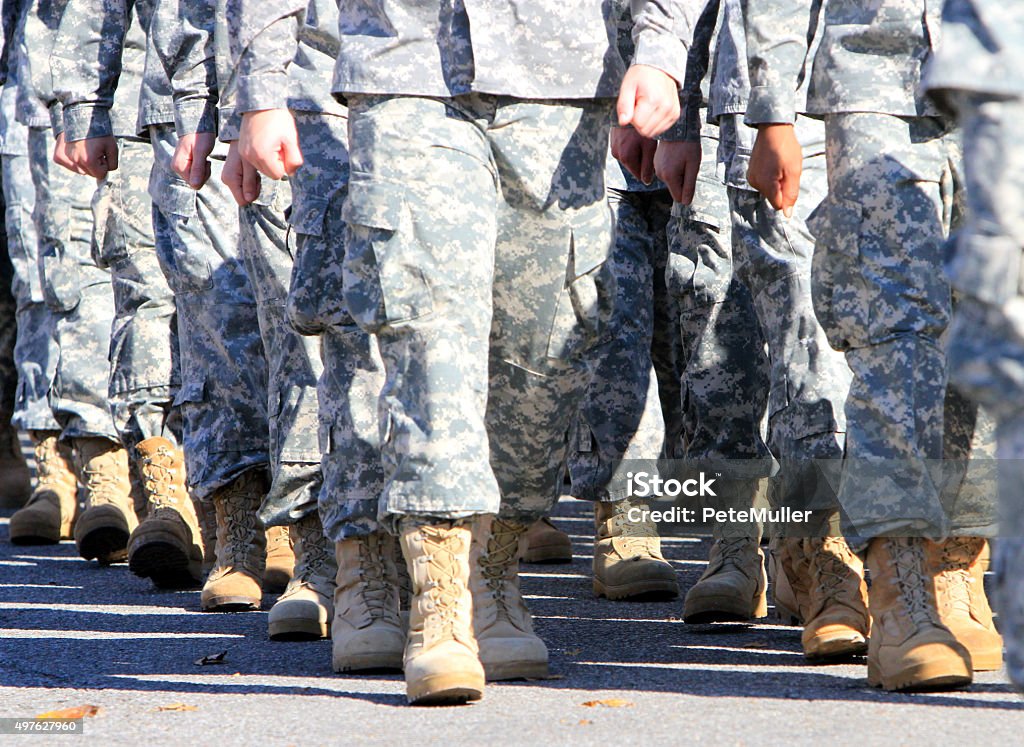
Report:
50,0,173,141
16,0,66,130
745,0,941,123
334,0,695,100
7,0,46,129
924,0,1024,98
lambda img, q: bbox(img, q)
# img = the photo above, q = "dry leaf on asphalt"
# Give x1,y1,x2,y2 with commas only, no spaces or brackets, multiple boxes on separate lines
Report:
156,704,198,712
35,705,101,719
194,650,227,666
580,699,635,708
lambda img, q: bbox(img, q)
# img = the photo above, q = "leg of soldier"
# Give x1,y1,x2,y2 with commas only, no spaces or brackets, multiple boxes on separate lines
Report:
812,112,971,691
3,125,77,543
89,135,205,589
276,112,395,657
148,125,272,611
568,187,679,600
723,113,867,660
941,91,1024,686
27,126,136,565
665,131,772,624
236,128,336,639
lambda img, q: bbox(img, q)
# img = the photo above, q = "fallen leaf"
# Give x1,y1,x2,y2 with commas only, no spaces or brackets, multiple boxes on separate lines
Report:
156,704,197,712
581,699,634,708
565,648,582,656
578,719,593,726
35,705,100,719
194,650,227,666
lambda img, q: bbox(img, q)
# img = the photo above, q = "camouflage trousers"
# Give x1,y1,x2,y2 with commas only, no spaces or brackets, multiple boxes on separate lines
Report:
284,112,388,542
148,125,268,501
236,172,322,527
29,126,118,442
721,115,851,524
98,136,180,449
567,188,679,502
3,145,59,432
666,132,771,535
810,113,994,543
344,94,614,528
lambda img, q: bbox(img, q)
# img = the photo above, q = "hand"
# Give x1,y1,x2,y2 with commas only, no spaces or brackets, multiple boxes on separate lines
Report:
610,127,658,184
172,132,216,189
654,140,701,204
238,108,303,180
616,64,680,138
222,140,262,206
62,134,119,179
747,123,802,217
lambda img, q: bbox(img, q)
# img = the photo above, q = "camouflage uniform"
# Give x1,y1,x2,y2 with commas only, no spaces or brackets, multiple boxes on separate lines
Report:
20,0,117,443
335,2,693,529
55,0,269,501
51,0,180,452
923,0,1024,690
152,0,336,526
2,0,56,433
745,0,995,545
567,1,682,503
685,0,851,525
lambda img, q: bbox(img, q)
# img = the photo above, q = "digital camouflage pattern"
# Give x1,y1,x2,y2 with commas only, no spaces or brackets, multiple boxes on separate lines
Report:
333,1,693,101
922,0,1024,691
28,126,118,442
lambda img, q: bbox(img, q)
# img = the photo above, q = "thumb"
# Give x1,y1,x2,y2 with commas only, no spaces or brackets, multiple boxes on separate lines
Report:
780,171,800,217
616,77,637,127
242,160,262,204
105,140,119,172
190,155,209,189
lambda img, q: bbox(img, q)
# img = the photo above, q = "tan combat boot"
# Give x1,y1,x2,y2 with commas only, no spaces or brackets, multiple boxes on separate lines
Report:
332,531,405,671
264,525,294,593
928,536,1003,671
9,431,78,544
683,537,767,623
523,517,572,564
768,536,811,625
801,536,869,660
269,512,337,640
0,415,31,507
593,499,679,600
866,537,972,691
127,437,204,588
72,437,138,564
472,517,549,680
401,519,485,705
201,469,268,611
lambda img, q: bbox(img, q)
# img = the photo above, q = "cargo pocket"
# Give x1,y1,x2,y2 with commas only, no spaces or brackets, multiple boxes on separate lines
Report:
808,196,867,352
152,171,214,295
341,173,433,333
287,183,350,335
40,209,82,313
546,202,614,361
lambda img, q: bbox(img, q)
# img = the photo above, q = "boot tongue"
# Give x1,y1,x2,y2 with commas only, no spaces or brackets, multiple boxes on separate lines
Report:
480,522,522,620
891,539,940,628
421,527,466,635
357,535,390,619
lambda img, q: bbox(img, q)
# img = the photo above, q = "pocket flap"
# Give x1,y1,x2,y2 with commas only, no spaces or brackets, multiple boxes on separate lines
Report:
172,378,205,406
342,173,405,231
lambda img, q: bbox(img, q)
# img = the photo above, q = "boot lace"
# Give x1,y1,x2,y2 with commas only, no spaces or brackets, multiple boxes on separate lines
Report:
356,534,391,619
714,537,755,576
420,526,466,635
141,446,180,509
811,537,856,603
218,483,260,567
611,502,661,557
889,538,941,628
480,520,523,620
940,537,979,616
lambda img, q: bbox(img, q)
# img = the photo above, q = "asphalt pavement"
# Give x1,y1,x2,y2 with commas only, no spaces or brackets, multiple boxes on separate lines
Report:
2,498,1023,747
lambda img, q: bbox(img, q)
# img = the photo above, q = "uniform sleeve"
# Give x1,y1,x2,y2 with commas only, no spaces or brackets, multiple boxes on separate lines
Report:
743,0,813,124
629,0,702,84
150,0,219,136
50,0,131,142
662,0,719,141
227,0,305,114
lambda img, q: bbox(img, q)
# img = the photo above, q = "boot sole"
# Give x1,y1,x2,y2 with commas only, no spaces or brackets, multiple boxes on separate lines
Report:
269,618,329,641
9,528,60,545
966,648,1003,672
129,539,202,589
483,660,549,681
593,578,680,601
77,526,129,565
804,634,868,662
333,652,405,673
201,595,262,612
407,673,484,706
867,659,972,692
